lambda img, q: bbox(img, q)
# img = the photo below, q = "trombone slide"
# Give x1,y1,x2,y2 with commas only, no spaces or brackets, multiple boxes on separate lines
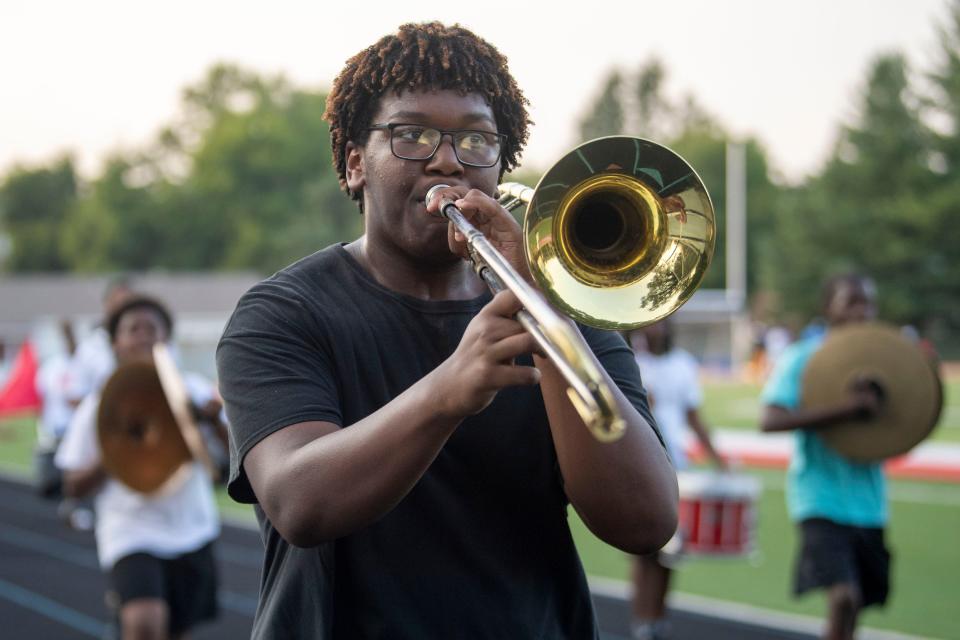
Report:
428,184,626,441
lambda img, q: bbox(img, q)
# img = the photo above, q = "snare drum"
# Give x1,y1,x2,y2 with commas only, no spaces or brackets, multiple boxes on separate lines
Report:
675,471,761,557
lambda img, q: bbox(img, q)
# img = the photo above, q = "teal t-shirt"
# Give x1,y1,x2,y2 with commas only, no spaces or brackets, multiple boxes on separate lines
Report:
762,333,887,527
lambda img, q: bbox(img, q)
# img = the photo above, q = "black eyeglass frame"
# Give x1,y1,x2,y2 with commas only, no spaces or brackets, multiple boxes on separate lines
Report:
366,123,507,168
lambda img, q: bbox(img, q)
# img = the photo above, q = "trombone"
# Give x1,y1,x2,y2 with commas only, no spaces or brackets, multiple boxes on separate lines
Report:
427,136,715,442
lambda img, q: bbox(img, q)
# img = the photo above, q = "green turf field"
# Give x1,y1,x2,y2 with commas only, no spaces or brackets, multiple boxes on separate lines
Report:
0,415,36,474
570,467,959,639
3,375,957,638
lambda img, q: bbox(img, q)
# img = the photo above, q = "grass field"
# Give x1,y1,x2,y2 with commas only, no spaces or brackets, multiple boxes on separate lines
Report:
570,468,960,639
2,375,957,638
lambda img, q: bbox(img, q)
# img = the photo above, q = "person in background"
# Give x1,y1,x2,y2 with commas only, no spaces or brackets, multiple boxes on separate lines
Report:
56,295,222,640
763,325,793,373
33,319,82,499
0,338,8,381
627,320,727,640
761,274,889,640
216,22,677,639
32,319,98,529
71,275,135,400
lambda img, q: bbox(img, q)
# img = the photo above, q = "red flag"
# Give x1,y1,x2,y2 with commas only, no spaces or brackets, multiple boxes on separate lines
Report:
0,340,41,417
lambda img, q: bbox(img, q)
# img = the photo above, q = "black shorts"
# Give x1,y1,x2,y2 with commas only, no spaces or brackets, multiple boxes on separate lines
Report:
109,542,219,635
794,518,891,607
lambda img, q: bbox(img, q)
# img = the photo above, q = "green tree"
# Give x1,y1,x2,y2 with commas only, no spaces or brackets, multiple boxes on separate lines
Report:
59,155,160,271
54,63,360,274
920,0,960,347
0,157,77,272
181,71,358,272
631,59,670,139
578,71,624,141
929,0,960,173
574,62,785,300
769,53,941,332
670,127,781,295
826,54,934,199
668,122,728,291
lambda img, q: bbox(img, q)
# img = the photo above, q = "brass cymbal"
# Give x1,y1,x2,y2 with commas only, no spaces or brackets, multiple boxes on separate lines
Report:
801,322,943,462
153,343,217,480
97,361,191,493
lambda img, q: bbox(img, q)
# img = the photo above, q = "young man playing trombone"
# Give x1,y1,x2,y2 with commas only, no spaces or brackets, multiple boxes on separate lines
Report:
217,22,677,638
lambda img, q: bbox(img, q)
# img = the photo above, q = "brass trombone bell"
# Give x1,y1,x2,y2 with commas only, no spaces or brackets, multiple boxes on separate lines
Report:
430,136,715,442
504,136,716,331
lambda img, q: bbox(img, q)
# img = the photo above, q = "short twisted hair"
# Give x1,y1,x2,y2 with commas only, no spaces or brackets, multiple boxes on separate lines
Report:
323,22,531,208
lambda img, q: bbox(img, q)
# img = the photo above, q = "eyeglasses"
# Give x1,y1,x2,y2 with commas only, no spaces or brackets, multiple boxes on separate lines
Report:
367,123,506,168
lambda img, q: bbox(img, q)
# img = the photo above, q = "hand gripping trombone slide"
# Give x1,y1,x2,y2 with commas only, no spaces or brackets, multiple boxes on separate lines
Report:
429,182,624,441
426,136,715,443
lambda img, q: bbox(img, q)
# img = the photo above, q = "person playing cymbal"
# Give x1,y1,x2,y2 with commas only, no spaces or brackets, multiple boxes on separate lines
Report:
761,274,890,640
56,295,225,640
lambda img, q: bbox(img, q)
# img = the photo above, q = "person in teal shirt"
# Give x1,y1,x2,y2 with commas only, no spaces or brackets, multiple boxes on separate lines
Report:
761,274,890,640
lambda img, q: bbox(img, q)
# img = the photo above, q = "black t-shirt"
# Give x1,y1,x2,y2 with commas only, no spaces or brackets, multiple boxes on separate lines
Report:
217,244,659,639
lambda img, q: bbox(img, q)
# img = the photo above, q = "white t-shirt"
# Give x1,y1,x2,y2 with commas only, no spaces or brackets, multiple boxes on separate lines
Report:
35,352,83,447
635,348,703,469
71,328,115,400
55,371,221,569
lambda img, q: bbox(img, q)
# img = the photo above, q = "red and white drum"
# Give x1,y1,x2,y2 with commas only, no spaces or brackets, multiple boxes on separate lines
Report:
674,471,761,557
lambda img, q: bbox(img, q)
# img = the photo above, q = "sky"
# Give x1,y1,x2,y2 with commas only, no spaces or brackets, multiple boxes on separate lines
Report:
0,0,952,184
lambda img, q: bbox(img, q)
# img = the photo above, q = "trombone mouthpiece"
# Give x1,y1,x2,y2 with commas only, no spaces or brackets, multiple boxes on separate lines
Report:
426,184,452,218
425,184,450,205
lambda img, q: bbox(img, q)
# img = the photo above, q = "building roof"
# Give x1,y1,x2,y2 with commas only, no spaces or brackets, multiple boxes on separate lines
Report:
0,272,263,340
